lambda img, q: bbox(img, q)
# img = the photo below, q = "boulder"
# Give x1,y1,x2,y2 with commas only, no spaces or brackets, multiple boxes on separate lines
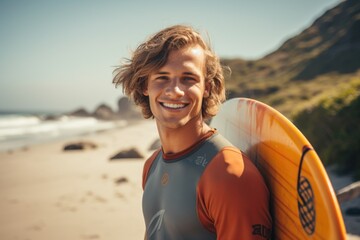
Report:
114,177,128,185
109,147,144,160
63,141,97,151
93,104,114,120
337,181,360,203
43,114,61,121
149,138,161,151
117,96,142,119
118,97,132,114
345,207,360,216
68,108,92,117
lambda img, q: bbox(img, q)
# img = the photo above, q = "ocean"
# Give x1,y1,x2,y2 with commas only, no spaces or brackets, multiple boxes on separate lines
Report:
0,112,126,152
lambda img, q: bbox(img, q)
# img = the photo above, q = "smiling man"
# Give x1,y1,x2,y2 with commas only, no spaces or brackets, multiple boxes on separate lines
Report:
113,25,272,240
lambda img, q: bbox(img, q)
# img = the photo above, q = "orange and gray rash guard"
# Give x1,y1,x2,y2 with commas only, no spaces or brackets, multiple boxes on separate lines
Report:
142,131,272,239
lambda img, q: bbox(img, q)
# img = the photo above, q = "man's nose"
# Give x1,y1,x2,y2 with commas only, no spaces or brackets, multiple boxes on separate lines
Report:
165,78,184,97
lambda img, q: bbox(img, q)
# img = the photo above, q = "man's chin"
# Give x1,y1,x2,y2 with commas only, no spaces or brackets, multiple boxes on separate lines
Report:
155,117,190,129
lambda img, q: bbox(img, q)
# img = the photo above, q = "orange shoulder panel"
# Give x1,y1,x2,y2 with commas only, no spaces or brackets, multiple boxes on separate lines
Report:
197,146,272,239
142,149,161,190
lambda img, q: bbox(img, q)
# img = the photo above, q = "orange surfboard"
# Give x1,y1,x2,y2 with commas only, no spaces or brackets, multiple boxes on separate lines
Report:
210,98,346,239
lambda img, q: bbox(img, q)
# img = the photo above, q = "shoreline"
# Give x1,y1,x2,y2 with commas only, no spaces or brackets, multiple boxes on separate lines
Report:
0,118,136,154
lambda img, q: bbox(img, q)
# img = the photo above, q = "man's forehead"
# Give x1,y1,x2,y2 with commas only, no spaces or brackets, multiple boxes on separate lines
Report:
187,45,204,55
172,44,204,55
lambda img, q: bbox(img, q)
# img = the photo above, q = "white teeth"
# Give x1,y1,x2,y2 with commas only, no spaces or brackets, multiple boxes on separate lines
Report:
162,103,186,109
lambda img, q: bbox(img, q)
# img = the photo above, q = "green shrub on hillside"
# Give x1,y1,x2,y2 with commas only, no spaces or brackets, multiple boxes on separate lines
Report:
293,78,360,179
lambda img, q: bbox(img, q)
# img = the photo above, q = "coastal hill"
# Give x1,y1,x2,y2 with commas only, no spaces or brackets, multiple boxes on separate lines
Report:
223,0,360,117
222,0,360,178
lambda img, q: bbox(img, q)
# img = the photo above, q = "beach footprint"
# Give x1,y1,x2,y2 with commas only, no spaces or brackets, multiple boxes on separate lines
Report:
84,191,107,203
55,194,78,212
81,233,101,239
28,220,46,232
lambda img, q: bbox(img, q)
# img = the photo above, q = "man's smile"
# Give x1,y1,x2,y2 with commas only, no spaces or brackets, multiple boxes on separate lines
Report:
160,102,189,109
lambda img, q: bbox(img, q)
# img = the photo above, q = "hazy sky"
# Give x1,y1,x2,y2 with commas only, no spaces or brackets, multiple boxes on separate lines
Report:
0,0,340,113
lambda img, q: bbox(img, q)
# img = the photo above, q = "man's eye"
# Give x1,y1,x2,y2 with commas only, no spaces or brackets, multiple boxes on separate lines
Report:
156,76,169,81
183,77,196,82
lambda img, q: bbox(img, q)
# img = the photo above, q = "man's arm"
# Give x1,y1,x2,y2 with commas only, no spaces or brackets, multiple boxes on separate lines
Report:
197,147,272,239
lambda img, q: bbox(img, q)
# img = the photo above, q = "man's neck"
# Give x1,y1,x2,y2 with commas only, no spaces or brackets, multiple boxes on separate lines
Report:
156,117,211,155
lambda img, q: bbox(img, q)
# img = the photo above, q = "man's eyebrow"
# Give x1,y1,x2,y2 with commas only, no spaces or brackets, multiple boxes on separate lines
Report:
154,71,170,75
154,71,199,77
183,72,197,76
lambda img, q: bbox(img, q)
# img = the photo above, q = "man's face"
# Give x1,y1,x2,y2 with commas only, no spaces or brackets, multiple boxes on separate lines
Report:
144,45,209,130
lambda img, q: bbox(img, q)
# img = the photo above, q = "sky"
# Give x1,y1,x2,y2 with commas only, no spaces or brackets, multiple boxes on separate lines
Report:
0,0,340,113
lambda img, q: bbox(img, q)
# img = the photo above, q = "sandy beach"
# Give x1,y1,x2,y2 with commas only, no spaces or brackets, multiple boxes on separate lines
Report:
0,120,158,240
0,119,359,239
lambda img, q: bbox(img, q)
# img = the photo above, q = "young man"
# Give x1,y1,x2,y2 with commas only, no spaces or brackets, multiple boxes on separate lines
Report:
113,25,272,239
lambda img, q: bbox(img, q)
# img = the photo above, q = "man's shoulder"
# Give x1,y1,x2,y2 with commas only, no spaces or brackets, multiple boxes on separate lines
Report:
206,145,266,184
142,149,161,189
144,149,162,171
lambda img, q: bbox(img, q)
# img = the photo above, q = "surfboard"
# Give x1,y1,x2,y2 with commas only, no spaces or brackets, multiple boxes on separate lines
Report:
210,98,346,239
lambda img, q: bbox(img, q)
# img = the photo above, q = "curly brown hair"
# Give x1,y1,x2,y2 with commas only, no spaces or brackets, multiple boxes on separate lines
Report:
112,25,227,119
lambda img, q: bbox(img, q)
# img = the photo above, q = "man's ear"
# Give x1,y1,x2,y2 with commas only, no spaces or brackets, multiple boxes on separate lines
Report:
204,82,211,98
143,88,149,96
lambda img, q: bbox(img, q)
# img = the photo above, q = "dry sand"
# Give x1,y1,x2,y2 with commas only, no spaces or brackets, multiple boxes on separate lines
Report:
0,119,359,239
0,120,158,240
